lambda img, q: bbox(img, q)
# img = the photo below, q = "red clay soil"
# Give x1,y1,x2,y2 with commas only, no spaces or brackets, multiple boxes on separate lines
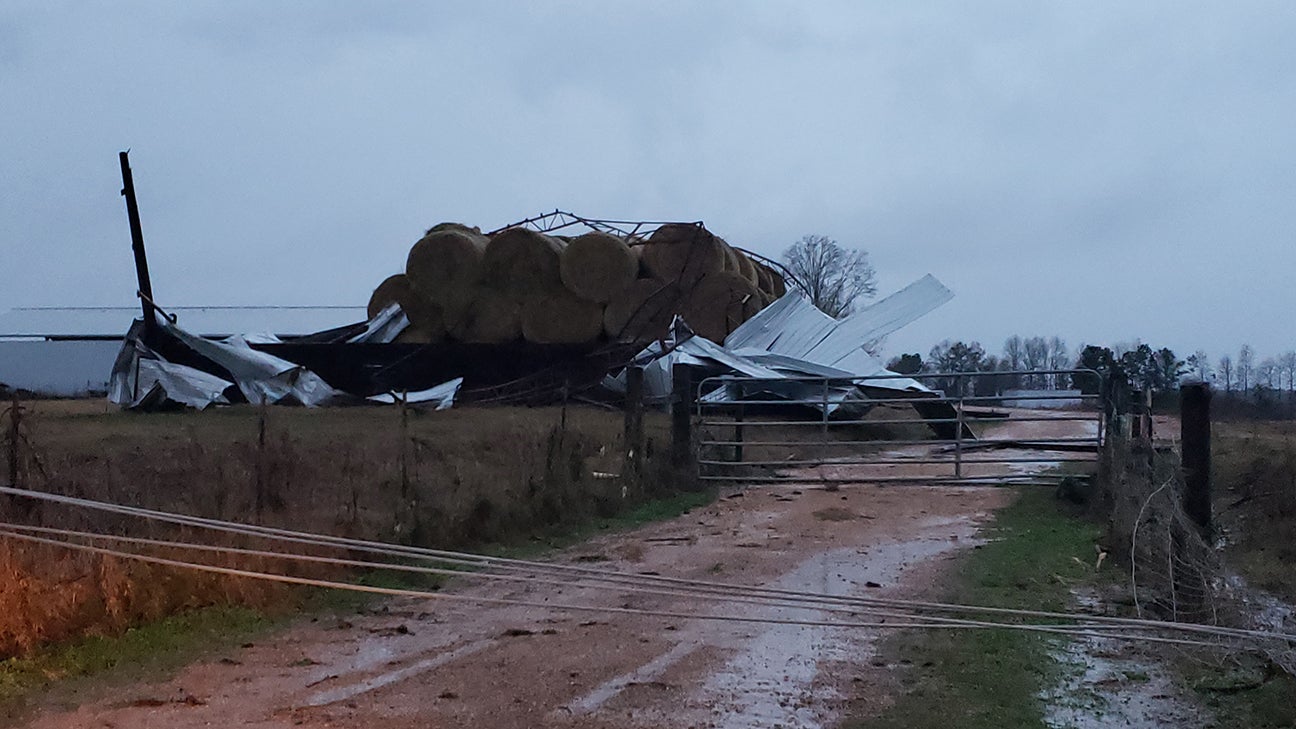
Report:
21,483,1013,729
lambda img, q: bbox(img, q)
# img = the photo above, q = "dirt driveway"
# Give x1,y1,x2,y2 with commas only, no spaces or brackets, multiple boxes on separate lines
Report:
23,481,1013,729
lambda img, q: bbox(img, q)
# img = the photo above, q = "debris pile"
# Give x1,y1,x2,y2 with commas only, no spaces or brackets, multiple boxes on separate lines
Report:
368,222,787,345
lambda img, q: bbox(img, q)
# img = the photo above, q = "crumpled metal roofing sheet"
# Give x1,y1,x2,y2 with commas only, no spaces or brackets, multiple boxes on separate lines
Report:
804,274,953,367
723,274,951,390
158,320,343,407
129,358,234,410
367,377,463,410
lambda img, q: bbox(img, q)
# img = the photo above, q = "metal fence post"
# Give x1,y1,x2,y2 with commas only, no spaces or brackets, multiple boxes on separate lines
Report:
820,378,830,442
954,395,964,480
733,406,745,464
1180,383,1212,536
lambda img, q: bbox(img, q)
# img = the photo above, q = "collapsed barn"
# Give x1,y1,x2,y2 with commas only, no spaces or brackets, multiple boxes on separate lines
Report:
104,153,953,425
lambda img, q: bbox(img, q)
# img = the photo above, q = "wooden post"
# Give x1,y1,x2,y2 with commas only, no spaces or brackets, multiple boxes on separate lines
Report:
255,395,267,523
624,366,644,479
1143,386,1155,444
1180,383,1212,536
6,392,19,490
399,390,410,501
671,363,693,470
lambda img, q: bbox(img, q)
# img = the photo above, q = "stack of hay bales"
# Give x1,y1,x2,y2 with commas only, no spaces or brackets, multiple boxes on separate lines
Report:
366,221,786,346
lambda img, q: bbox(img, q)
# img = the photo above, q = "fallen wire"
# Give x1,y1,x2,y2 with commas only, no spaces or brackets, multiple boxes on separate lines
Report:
0,485,1291,648
0,527,1224,648
0,521,1181,642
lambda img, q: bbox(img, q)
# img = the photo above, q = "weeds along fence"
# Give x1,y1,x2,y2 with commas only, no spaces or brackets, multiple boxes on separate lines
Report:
0,395,678,655
1101,387,1296,675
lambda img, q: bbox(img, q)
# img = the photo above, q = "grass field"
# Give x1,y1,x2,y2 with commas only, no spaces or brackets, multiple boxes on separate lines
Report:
0,399,685,658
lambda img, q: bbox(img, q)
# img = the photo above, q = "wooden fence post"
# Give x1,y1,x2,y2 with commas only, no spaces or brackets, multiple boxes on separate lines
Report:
624,367,644,480
399,390,410,502
255,395,268,523
1180,383,1212,536
6,392,19,491
671,363,694,471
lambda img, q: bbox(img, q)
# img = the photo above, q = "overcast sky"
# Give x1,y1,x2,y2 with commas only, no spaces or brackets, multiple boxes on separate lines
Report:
3,2,1294,363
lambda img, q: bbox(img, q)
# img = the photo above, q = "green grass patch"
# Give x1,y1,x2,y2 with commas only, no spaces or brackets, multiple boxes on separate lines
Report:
1174,652,1296,729
854,487,1102,729
0,604,276,722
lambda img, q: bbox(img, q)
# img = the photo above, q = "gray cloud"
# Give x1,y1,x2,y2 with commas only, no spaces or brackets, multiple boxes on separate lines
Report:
3,2,1294,363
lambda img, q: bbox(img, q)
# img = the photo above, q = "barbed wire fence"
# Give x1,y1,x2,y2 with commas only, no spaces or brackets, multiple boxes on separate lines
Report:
1103,405,1296,677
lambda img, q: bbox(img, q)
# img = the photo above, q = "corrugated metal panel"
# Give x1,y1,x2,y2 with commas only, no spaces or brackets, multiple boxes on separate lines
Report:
0,306,367,339
725,274,952,381
804,274,954,367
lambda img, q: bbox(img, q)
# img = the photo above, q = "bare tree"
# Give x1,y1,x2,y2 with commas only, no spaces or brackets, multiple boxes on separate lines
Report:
1238,345,1254,393
781,234,877,318
1024,336,1049,389
1259,357,1279,390
1280,352,1296,393
1002,335,1026,390
1217,355,1233,392
1185,350,1211,382
1047,336,1069,389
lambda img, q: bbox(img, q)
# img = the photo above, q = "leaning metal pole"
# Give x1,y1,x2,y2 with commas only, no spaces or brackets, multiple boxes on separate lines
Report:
119,150,156,337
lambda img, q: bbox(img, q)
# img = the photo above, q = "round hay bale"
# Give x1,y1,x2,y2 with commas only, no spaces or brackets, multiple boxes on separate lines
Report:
735,252,760,286
393,325,441,344
399,290,446,335
559,232,638,304
681,272,762,343
481,228,566,296
425,221,482,236
640,223,727,285
448,289,522,344
768,266,788,297
368,274,447,336
521,290,605,344
405,228,488,315
629,244,647,277
368,274,411,319
720,242,741,274
603,278,685,342
753,263,774,295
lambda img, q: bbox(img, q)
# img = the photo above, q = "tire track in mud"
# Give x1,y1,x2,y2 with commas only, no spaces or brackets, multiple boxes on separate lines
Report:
24,484,1011,729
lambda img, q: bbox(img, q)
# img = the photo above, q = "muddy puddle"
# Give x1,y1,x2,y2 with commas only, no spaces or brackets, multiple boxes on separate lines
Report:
1043,588,1207,728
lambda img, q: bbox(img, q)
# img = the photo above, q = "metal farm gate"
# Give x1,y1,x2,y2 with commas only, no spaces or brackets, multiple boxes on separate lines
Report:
696,369,1104,486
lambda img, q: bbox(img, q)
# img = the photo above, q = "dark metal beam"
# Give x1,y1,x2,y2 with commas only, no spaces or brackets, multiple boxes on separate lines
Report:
118,151,156,335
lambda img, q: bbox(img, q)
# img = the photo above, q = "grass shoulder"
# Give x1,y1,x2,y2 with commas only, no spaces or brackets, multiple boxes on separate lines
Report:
0,605,276,723
854,487,1102,729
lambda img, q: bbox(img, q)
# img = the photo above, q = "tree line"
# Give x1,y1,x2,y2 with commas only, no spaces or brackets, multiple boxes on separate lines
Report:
774,236,1291,408
887,337,1186,398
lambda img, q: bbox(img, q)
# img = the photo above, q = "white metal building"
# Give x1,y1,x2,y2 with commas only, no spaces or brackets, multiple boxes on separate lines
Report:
0,306,365,396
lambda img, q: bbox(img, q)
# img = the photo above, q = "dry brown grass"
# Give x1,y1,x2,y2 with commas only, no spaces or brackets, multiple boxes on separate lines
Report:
0,400,674,656
1214,420,1296,599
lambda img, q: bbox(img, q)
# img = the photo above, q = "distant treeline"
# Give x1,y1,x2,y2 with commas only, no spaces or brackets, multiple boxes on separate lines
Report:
890,338,1296,417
